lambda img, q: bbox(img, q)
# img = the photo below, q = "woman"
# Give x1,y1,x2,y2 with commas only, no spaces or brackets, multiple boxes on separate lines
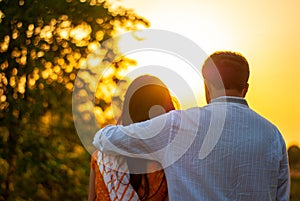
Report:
88,75,176,201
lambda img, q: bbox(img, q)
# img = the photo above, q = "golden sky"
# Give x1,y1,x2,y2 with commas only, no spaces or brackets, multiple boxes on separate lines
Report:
117,0,300,147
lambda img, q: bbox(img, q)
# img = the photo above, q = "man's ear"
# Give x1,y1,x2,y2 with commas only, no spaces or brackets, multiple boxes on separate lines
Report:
242,83,249,97
204,83,211,104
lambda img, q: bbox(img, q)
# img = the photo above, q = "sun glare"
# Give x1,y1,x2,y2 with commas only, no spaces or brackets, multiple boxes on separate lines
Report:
116,50,206,109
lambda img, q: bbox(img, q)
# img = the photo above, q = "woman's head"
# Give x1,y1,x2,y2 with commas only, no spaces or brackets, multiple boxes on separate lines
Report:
120,75,174,200
121,75,175,126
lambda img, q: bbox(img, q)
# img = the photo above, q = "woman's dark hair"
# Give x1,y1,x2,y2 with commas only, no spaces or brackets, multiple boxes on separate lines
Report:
120,75,175,200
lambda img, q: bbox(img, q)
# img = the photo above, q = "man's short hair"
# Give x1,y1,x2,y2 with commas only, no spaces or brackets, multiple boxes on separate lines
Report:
202,51,250,91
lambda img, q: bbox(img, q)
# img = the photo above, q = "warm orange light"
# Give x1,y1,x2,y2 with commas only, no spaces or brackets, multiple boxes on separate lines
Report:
70,23,92,46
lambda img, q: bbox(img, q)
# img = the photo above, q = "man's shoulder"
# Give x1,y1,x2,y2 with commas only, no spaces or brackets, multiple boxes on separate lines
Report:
248,108,278,128
171,106,209,116
167,107,211,124
244,108,286,144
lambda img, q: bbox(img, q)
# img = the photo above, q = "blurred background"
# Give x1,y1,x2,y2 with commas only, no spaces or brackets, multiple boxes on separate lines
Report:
0,0,299,200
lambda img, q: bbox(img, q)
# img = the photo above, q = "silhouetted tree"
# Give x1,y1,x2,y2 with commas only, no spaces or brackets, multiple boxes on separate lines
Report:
288,145,300,201
288,145,300,168
0,0,148,200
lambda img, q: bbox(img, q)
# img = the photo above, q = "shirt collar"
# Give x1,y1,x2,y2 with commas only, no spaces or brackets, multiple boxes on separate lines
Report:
210,96,248,106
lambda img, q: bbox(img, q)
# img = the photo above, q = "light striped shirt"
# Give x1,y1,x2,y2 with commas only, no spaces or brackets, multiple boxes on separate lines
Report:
93,96,290,201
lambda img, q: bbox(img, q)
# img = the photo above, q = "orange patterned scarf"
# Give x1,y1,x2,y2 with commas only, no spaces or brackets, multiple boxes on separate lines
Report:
97,151,140,201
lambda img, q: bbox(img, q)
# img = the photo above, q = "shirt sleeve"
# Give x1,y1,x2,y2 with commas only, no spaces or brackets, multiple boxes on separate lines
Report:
276,140,290,201
93,111,178,162
93,108,200,165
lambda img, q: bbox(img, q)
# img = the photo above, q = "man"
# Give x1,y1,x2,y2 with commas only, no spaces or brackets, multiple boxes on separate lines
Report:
93,51,290,200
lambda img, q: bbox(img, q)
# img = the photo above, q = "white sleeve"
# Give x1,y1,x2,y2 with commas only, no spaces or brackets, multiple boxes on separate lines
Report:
92,111,175,161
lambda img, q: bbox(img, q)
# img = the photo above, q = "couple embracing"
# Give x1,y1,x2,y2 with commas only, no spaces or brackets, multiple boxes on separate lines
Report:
89,51,290,201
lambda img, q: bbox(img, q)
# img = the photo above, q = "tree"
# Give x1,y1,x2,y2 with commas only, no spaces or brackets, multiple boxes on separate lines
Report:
288,145,300,168
0,0,149,200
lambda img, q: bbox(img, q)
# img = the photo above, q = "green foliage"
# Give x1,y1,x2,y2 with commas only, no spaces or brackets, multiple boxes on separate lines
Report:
0,0,149,200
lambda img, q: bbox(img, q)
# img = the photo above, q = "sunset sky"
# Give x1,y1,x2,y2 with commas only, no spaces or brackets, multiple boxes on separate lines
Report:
115,0,300,147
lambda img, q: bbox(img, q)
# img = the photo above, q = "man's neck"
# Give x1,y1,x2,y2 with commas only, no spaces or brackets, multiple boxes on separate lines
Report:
210,96,248,106
210,89,244,100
